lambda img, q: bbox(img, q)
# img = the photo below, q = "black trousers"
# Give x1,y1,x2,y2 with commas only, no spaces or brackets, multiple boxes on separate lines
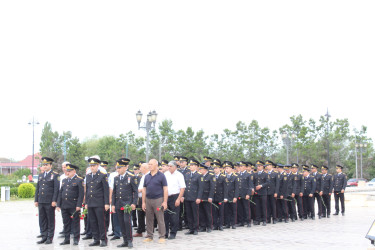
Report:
132,210,137,227
61,208,80,241
322,194,331,216
302,195,315,218
276,198,285,219
224,202,237,226
254,195,267,222
185,200,199,231
295,195,304,218
105,209,110,233
88,207,107,242
38,203,56,240
237,198,250,224
179,202,188,229
117,208,133,242
136,198,145,234
212,201,224,228
199,201,213,230
267,195,277,220
285,196,296,219
314,193,323,216
334,192,345,213
164,194,180,236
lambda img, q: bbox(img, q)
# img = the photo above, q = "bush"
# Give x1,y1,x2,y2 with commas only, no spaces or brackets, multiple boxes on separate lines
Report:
12,168,31,179
10,187,18,197
18,183,35,198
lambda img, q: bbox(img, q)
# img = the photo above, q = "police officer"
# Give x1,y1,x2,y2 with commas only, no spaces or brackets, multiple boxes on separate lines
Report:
291,163,304,220
223,161,239,229
35,157,60,244
265,161,279,224
302,165,316,220
333,165,347,216
100,161,111,235
198,163,215,233
182,159,203,235
276,164,287,222
247,162,257,223
112,158,138,248
57,164,84,245
253,161,270,226
311,164,323,219
283,164,297,222
212,162,227,231
320,165,333,218
237,161,254,227
85,157,110,247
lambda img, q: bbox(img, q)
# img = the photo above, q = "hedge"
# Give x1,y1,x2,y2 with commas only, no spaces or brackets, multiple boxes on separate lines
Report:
10,187,18,197
18,183,35,198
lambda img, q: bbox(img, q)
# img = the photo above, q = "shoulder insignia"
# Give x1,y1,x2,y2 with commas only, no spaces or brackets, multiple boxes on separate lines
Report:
221,174,226,177
314,178,316,182
128,172,135,176
213,177,216,182
233,174,238,176
100,171,106,174
77,176,83,179
251,176,253,180
57,176,60,181
209,173,214,175
198,172,202,175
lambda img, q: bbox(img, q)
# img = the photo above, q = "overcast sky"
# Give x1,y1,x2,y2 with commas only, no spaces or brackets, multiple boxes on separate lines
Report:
1,1,374,161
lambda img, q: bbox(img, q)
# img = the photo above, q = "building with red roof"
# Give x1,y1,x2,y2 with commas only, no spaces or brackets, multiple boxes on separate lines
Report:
0,153,41,175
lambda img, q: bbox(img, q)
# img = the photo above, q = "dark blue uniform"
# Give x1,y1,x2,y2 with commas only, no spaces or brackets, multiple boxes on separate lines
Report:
253,171,270,225
302,175,316,219
237,171,254,226
266,170,280,223
281,172,297,222
57,175,84,243
85,171,110,243
35,170,60,242
178,167,190,230
212,173,227,230
292,172,304,220
276,172,287,222
199,173,215,232
224,173,239,228
312,172,323,217
333,173,347,215
184,171,203,233
112,172,138,244
321,173,333,217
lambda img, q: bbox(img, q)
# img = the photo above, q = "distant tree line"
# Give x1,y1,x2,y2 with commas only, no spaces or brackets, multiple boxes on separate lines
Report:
39,114,374,179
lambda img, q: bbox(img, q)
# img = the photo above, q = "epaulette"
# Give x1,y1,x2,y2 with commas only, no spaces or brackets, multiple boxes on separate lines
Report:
77,176,83,179
198,172,202,175
209,173,214,175
233,173,238,176
221,174,226,177
128,172,135,176
100,171,106,174
53,171,58,174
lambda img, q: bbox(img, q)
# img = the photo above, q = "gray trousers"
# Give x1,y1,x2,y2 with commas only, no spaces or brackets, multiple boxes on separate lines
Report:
145,197,166,239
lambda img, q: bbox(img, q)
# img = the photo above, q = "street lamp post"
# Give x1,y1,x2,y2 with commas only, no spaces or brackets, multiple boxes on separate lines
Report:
282,132,296,164
28,117,40,175
136,110,158,162
356,142,367,179
325,109,331,168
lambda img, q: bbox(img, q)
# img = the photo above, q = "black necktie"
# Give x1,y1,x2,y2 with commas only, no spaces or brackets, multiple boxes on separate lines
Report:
68,178,71,183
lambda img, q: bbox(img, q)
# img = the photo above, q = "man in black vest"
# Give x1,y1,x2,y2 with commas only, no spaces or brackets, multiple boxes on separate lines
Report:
85,157,110,247
112,158,138,248
57,164,84,245
320,165,333,218
333,165,347,216
212,162,227,231
35,157,60,244
253,161,270,226
302,165,316,220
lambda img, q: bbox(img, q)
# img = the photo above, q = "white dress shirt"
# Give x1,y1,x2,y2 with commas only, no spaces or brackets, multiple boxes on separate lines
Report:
108,171,119,189
164,170,186,196
138,171,150,198
59,173,67,188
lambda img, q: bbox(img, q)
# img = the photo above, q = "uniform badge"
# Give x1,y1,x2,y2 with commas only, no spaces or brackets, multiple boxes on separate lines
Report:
213,177,216,182
128,177,131,183
134,179,138,185
284,177,287,181
201,177,204,182
50,174,54,180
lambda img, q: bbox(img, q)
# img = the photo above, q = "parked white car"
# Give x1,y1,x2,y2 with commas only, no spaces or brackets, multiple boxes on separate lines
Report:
366,178,375,187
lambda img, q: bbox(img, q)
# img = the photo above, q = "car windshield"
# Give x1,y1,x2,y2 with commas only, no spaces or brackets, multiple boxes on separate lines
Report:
347,179,357,182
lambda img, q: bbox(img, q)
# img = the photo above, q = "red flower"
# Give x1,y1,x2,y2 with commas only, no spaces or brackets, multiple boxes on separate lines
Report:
120,207,124,211
110,212,113,214
82,204,85,208
80,216,84,220
157,207,160,211
70,216,73,219
82,215,85,218
238,197,241,200
36,214,38,216
218,202,222,205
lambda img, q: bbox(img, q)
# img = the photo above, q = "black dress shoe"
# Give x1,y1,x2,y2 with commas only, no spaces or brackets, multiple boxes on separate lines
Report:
327,215,330,218
168,234,176,240
311,217,315,220
100,240,107,247
247,223,251,227
238,223,244,227
82,236,93,240
225,225,230,229
193,230,198,235
333,212,339,215
342,213,345,216
300,217,304,221
219,226,224,231
319,215,322,219
184,230,194,235
273,219,277,224
322,214,326,218
232,225,236,229
117,241,128,247
58,235,65,238
291,218,295,222
198,228,206,232
111,236,121,241
207,228,212,233
285,219,289,223
80,231,87,235
36,234,43,238
59,231,64,235
89,241,100,246
262,222,266,226
37,238,47,244
73,240,79,245
128,241,133,248
45,239,53,244
278,219,282,222
60,240,70,245
108,232,114,236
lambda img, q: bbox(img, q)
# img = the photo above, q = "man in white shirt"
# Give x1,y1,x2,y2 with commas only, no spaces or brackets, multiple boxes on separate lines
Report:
108,166,121,240
164,161,186,239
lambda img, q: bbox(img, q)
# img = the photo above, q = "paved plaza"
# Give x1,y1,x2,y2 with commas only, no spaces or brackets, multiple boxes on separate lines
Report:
0,195,374,250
